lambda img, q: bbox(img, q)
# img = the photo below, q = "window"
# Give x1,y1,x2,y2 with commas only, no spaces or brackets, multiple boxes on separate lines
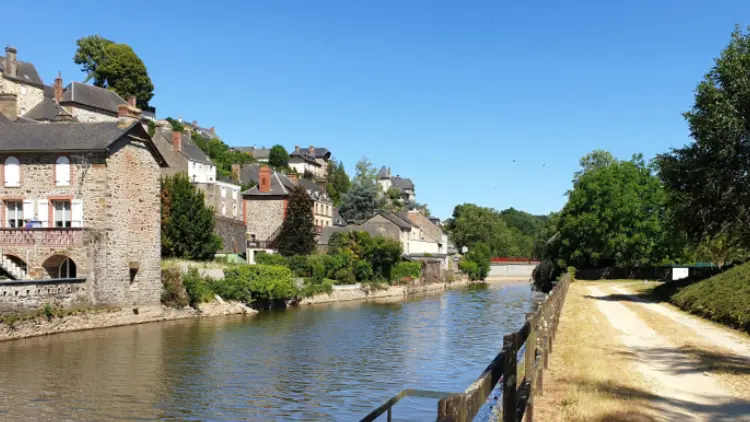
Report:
232,189,238,200
221,186,227,198
20,86,27,95
56,156,71,186
53,200,72,228
221,202,227,215
5,201,22,228
4,156,20,187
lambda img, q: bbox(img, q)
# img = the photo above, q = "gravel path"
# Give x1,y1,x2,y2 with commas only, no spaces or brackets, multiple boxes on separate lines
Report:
587,285,750,421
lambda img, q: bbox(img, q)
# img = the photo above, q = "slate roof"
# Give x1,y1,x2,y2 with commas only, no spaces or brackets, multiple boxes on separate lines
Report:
375,211,413,230
60,82,127,114
289,150,320,166
0,121,167,167
242,172,292,196
0,112,11,125
297,177,320,193
311,147,331,159
235,147,271,160
0,56,44,87
391,176,414,191
378,166,389,179
22,98,75,122
43,84,55,99
152,129,212,164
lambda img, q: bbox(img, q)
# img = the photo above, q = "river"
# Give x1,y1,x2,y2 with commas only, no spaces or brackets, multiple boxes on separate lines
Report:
0,281,534,421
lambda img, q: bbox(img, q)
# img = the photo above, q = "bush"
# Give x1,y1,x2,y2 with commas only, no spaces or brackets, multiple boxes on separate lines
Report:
670,262,750,332
391,261,422,282
288,255,312,277
182,268,215,307
161,266,189,308
308,254,333,282
465,242,491,280
459,259,481,281
334,267,357,284
302,278,336,297
567,266,577,281
354,260,374,282
222,265,298,303
255,253,288,266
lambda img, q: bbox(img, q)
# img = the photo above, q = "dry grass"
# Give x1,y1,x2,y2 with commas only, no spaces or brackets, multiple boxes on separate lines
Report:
614,284,750,399
534,282,658,421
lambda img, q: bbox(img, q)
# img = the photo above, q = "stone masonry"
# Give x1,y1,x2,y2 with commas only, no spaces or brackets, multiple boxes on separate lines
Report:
246,198,285,242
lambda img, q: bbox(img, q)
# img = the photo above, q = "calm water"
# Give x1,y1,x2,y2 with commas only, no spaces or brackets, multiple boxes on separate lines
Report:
0,282,533,421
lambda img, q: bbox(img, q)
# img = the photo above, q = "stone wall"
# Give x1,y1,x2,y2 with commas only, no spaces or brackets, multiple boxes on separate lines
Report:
197,182,242,221
0,279,87,312
246,197,285,241
67,104,117,123
214,216,246,254
0,78,43,117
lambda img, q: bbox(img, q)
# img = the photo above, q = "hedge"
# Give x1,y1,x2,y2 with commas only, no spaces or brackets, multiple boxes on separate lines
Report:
391,261,422,282
221,265,297,303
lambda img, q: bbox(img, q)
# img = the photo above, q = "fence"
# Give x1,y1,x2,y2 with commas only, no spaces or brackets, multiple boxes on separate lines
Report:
360,273,571,422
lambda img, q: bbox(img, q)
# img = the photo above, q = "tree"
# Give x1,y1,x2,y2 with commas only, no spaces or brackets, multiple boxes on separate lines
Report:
276,186,316,256
73,35,113,84
552,152,670,269
658,25,750,248
445,204,518,257
326,160,351,205
161,173,222,259
73,36,154,109
269,145,290,169
573,150,615,183
190,131,254,179
339,157,380,222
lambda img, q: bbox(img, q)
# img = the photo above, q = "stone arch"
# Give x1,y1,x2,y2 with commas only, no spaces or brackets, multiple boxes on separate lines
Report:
0,254,28,279
42,254,77,279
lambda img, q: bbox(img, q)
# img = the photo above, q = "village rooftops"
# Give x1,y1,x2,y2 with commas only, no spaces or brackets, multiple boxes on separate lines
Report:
60,82,128,115
22,98,75,122
152,127,212,165
0,52,44,88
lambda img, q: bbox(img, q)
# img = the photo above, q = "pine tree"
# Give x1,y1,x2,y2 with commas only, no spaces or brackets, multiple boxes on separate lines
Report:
161,173,222,259
277,186,316,256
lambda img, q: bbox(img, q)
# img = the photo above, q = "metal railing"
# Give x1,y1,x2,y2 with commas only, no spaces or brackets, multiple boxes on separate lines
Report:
360,274,571,422
360,389,454,422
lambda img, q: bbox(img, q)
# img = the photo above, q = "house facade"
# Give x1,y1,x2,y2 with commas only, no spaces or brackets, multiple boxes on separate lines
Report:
0,102,166,310
378,166,416,203
289,145,325,178
0,47,45,117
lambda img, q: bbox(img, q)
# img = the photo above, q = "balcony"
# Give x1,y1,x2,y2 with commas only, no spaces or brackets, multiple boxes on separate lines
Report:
0,228,86,247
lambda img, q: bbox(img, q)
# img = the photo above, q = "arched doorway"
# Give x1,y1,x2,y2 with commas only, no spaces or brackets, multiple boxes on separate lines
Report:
42,255,77,279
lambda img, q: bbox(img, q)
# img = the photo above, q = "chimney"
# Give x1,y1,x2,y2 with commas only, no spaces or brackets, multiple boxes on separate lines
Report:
308,145,315,158
117,102,142,128
0,93,18,121
4,46,17,78
127,95,137,107
231,164,241,183
54,71,63,103
387,167,391,177
259,165,272,193
172,131,182,152
286,173,298,183
178,116,183,123
192,120,198,126
294,145,300,154
210,126,215,134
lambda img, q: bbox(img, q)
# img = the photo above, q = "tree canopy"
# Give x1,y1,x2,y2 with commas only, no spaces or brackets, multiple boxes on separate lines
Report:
73,36,154,109
277,186,316,256
161,173,221,259
658,25,750,249
326,160,351,205
190,130,254,179
269,145,290,169
339,158,381,222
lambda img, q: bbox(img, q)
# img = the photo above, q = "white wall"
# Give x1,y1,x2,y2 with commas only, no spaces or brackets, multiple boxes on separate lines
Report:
408,239,440,255
489,264,537,278
188,160,216,183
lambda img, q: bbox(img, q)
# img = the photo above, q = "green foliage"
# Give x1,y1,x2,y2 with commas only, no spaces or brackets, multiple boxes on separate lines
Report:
551,152,670,269
161,173,222,260
339,158,380,222
147,120,156,137
670,263,750,332
301,278,335,297
43,303,54,321
567,266,577,281
190,131,254,179
458,259,481,281
354,260,374,282
182,268,215,307
658,26,750,249
326,160,351,205
287,255,313,277
277,186,316,256
255,253,288,266
269,145,290,169
74,36,154,108
334,267,357,284
328,231,403,280
391,261,422,282
160,266,189,308
221,265,298,303
465,242,491,280
166,117,185,133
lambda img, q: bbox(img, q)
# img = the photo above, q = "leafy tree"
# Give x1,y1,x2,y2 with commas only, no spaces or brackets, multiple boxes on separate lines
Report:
190,131,254,178
551,152,670,268
73,37,154,109
658,25,750,248
277,186,316,256
161,173,222,259
573,150,616,183
445,204,517,256
73,35,113,84
465,242,491,280
339,157,381,222
694,232,747,268
269,145,290,169
326,160,351,205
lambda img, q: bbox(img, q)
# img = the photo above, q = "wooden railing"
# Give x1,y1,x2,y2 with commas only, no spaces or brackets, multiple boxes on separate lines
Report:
359,273,571,422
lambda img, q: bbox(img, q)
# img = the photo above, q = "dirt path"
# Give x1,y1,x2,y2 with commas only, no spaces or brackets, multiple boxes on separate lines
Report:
587,284,750,421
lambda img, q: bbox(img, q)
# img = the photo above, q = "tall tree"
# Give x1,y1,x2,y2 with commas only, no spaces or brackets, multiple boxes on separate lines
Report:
326,160,351,205
277,186,316,256
445,204,520,257
73,35,113,84
339,158,380,222
73,36,154,108
161,173,222,259
658,25,750,247
269,145,290,169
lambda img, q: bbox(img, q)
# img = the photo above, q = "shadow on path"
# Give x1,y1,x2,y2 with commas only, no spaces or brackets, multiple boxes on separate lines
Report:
615,344,750,377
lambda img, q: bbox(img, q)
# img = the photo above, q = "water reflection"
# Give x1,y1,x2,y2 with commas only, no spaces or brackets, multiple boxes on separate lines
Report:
0,282,532,421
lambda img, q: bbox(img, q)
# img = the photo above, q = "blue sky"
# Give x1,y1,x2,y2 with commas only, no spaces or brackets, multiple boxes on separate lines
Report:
3,0,749,219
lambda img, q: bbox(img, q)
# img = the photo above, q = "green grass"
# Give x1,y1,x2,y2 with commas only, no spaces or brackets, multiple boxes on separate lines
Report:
668,262,750,333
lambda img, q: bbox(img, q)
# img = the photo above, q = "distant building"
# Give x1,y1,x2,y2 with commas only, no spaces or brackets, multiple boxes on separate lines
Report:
377,166,415,203
0,46,45,117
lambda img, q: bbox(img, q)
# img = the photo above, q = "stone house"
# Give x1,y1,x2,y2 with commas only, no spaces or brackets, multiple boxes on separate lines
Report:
289,145,325,179
0,101,167,310
358,211,441,256
377,167,416,203
0,47,45,117
234,146,270,162
58,81,128,123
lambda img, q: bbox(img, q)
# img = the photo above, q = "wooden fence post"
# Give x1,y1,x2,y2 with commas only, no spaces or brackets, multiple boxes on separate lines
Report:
524,312,535,422
502,334,517,422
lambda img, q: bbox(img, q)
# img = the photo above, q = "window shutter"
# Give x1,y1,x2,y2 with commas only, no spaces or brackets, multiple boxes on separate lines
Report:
37,199,48,227
4,157,19,187
56,156,71,185
71,199,84,228
22,199,34,222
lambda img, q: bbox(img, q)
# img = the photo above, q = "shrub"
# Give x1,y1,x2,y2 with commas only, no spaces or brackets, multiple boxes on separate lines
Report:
161,266,189,308
465,242,491,280
302,278,336,297
391,261,422,282
222,265,298,303
288,255,312,277
308,254,333,282
334,267,357,284
567,266,577,281
182,268,215,307
459,259,480,281
354,259,374,282
255,253,288,266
